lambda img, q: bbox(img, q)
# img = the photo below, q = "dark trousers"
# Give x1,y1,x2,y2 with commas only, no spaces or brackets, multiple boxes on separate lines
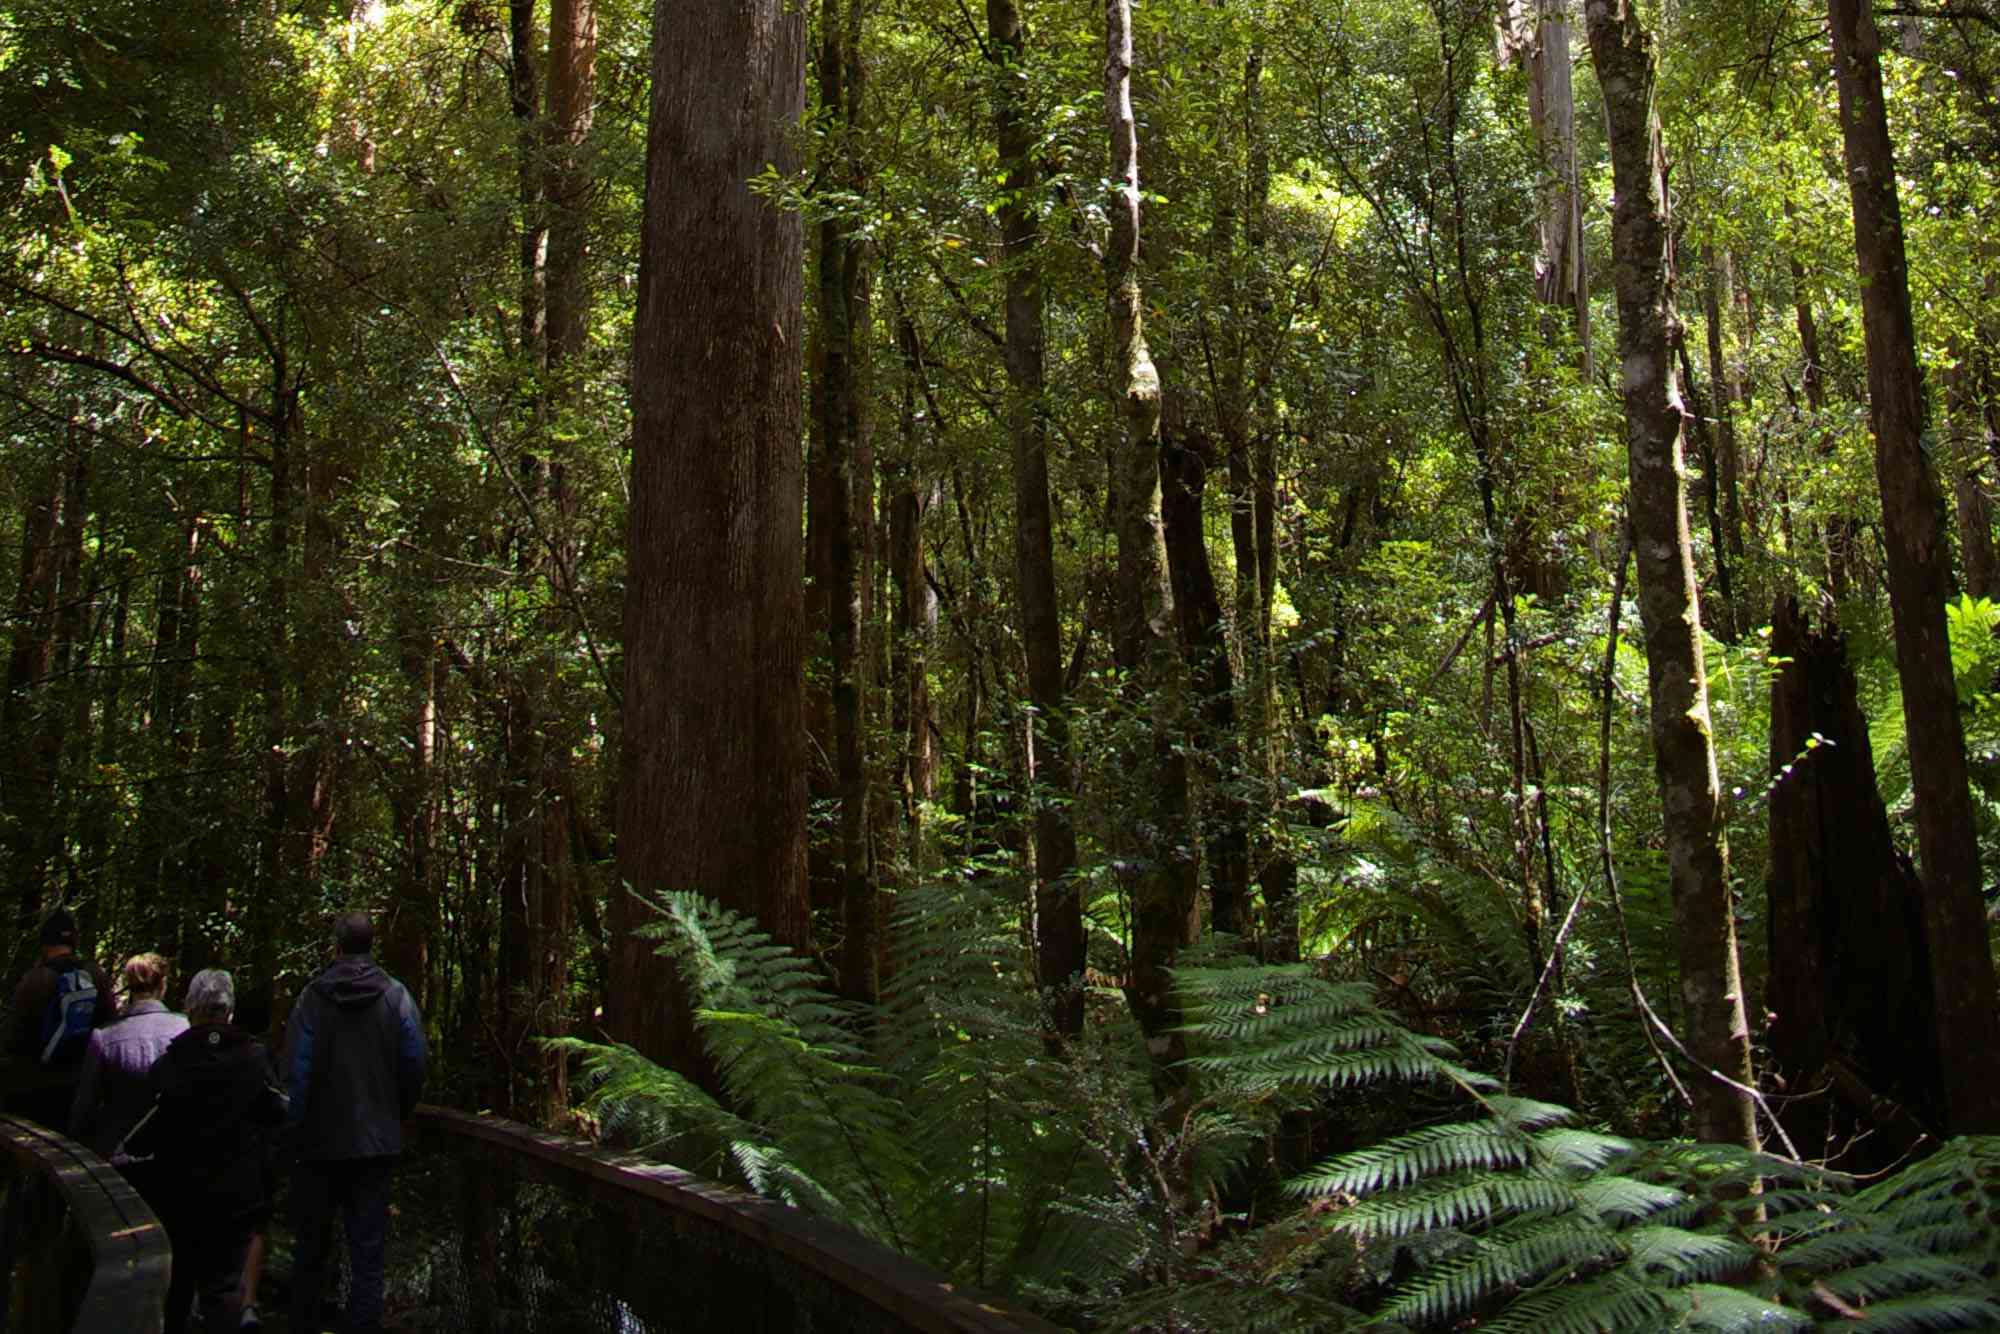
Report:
290,1156,394,1334
163,1216,255,1334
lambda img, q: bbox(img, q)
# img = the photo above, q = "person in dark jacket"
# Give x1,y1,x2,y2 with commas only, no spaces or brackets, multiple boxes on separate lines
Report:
119,969,285,1334
285,910,426,1334
70,953,189,1156
6,908,117,1129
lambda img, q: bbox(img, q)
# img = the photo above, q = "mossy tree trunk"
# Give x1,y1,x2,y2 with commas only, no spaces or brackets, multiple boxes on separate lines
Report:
1106,0,1196,1056
1586,0,1759,1149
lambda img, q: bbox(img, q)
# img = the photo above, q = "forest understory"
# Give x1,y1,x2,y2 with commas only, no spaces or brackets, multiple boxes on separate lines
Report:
6,0,2000,1326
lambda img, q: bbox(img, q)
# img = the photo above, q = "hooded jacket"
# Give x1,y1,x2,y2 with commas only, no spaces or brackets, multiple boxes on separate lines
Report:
283,955,426,1160
120,1023,285,1222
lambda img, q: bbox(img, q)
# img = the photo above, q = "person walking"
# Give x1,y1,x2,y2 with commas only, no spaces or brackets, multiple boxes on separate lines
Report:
284,910,426,1334
6,908,117,1129
118,969,285,1334
69,953,189,1156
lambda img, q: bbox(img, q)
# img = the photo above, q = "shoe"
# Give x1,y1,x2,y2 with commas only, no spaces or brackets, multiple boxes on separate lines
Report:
238,1306,260,1330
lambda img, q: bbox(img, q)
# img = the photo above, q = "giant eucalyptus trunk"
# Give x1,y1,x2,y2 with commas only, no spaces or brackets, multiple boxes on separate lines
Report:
1106,0,1196,1055
988,0,1083,1038
614,0,809,1071
1585,0,1758,1149
1827,0,2000,1132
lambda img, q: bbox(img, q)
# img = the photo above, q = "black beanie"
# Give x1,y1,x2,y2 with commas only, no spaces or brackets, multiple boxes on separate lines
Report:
38,908,77,948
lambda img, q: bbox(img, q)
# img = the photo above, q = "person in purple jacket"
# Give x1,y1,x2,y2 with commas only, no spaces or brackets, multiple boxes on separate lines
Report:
69,953,189,1157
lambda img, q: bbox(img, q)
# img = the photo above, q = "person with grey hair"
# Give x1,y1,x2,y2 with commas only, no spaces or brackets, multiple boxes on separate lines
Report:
121,969,284,1334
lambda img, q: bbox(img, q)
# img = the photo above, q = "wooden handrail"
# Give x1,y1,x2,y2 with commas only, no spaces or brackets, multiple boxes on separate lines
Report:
0,1116,171,1334
411,1104,1070,1334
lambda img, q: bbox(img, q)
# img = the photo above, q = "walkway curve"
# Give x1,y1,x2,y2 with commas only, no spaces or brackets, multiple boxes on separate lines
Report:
0,1114,171,1334
412,1104,1070,1333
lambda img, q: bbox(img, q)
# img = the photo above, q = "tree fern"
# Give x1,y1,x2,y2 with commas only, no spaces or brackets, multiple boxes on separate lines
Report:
552,889,914,1245
555,894,2000,1331
1299,1074,2000,1331
878,878,1057,1289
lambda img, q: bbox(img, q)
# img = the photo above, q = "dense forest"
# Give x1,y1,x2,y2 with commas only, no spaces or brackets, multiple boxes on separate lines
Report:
7,0,2000,1325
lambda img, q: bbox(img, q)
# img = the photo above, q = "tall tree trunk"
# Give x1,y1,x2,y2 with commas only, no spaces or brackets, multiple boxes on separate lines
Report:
509,0,546,360
256,392,297,992
1948,357,1999,599
1828,0,2000,1133
1161,419,1246,936
138,518,203,952
533,0,595,1115
1783,214,1860,598
1107,0,1195,1055
387,601,438,1019
613,0,809,1069
1677,335,1737,641
1586,0,1759,1149
3,464,65,941
497,0,548,1119
1767,596,1940,1169
988,0,1083,1039
1702,252,1746,564
889,308,938,858
1500,0,1590,365
817,0,876,1006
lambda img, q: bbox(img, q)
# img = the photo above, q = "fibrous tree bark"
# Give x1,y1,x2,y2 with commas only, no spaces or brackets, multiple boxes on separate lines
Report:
1585,0,1758,1148
1106,0,1195,1055
1827,0,2000,1133
613,0,809,1070
1767,596,1940,1168
988,0,1083,1039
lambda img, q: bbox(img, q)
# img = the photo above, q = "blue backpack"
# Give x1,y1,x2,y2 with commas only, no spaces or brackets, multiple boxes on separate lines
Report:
39,959,98,1066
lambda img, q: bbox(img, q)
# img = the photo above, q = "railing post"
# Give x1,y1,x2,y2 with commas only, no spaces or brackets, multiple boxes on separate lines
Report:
458,1147,499,1334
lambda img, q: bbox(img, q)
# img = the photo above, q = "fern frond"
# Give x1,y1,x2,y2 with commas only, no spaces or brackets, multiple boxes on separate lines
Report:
1570,1174,1689,1223
1835,1291,2000,1331
1479,1271,1676,1334
1485,1095,1579,1132
1384,1215,1622,1326
1294,1121,1537,1198
1815,1256,1990,1304
1335,1169,1574,1236
1620,1225,1753,1284
1672,1283,1812,1331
